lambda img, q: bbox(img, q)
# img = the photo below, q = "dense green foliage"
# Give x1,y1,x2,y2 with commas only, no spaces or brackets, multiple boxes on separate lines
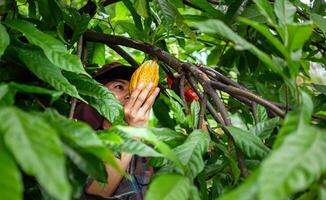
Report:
0,0,325,200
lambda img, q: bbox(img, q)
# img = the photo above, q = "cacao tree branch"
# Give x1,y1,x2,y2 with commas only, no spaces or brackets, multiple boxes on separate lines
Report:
198,93,207,129
187,75,225,126
108,45,139,66
252,102,258,125
211,80,286,118
179,73,188,111
69,36,85,119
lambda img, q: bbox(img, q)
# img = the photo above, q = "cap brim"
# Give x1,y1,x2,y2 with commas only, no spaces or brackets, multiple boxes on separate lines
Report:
93,63,137,84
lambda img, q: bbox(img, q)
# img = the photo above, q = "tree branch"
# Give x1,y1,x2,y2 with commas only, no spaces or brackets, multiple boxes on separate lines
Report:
211,80,285,118
108,45,139,66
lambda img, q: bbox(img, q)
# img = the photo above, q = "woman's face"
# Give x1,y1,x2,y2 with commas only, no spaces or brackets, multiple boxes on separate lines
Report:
105,79,130,106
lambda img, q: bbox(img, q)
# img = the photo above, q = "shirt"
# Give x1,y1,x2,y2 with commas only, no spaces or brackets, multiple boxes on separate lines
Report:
80,156,153,200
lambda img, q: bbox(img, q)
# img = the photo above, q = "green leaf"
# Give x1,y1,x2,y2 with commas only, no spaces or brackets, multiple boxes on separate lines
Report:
191,101,200,129
227,126,270,159
64,71,124,125
5,20,87,75
145,174,192,200
116,126,184,170
0,137,23,200
0,24,9,58
134,0,148,18
91,43,105,65
15,46,81,99
64,72,115,99
42,109,118,163
252,0,276,24
274,92,313,148
256,104,268,122
149,128,186,147
84,96,124,125
174,130,210,179
117,21,144,40
195,19,282,75
153,0,195,38
122,0,143,30
35,0,62,27
314,84,326,96
238,17,287,57
274,0,296,24
258,125,326,200
286,23,313,52
218,171,258,200
166,89,186,107
63,9,90,44
189,0,224,19
63,144,107,182
311,13,326,34
0,84,15,107
100,132,162,157
250,117,280,140
0,107,71,200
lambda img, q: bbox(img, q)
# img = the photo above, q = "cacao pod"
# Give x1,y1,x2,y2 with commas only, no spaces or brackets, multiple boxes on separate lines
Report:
129,60,159,97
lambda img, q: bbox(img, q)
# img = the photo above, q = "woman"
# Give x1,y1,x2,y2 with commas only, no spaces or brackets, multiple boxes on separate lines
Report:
74,62,160,200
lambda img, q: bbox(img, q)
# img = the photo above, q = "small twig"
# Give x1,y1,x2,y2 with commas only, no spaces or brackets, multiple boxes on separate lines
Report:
187,75,225,125
108,45,139,66
252,102,258,125
285,84,289,115
69,100,77,119
179,73,188,111
69,36,84,119
211,80,285,118
198,93,207,129
198,65,244,89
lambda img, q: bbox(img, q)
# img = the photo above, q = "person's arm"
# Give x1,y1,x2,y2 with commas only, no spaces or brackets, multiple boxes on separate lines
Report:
85,82,160,197
85,153,132,197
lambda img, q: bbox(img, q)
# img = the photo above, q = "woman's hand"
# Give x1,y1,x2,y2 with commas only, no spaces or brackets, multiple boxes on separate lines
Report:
124,82,160,127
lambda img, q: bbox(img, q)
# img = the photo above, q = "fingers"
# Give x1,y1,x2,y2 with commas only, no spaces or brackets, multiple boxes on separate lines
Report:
132,82,153,111
124,83,144,111
137,87,160,115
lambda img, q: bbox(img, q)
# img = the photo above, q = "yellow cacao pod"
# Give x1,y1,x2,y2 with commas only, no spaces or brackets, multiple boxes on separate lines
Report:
129,60,159,97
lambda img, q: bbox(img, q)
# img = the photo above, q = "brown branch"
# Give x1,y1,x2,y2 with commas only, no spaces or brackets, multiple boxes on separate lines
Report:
198,65,244,89
108,45,139,66
252,102,258,125
179,73,188,111
187,75,225,126
198,93,207,129
211,80,285,118
69,36,85,119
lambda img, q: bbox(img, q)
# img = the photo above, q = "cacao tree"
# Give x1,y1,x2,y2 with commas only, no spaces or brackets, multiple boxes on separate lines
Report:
0,0,325,200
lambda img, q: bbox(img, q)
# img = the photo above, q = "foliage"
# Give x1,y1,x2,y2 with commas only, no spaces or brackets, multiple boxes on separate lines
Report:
0,0,326,200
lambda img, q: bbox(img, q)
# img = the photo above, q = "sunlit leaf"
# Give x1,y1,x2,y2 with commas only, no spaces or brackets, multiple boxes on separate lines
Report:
0,24,9,58
252,0,276,24
145,174,192,200
274,0,296,24
0,107,71,200
0,138,22,200
174,130,210,178
15,46,81,99
195,19,282,75
258,124,326,200
311,13,326,34
227,126,270,159
5,20,87,75
134,0,148,18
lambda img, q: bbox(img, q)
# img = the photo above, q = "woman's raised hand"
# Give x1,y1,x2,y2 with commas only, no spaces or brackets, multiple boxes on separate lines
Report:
124,82,160,127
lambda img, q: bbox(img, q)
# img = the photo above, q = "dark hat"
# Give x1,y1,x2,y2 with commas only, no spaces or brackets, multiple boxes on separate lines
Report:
74,62,137,130
93,62,137,84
